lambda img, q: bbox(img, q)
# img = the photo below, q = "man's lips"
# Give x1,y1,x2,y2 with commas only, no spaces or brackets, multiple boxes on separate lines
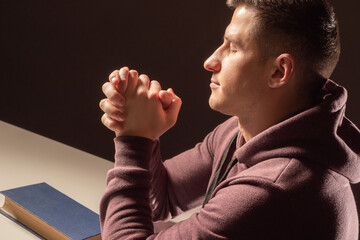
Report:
210,79,220,88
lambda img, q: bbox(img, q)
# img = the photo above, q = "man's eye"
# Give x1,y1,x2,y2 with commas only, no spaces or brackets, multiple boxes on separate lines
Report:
228,43,237,53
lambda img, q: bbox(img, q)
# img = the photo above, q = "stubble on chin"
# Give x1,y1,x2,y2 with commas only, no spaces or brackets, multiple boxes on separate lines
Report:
208,93,232,116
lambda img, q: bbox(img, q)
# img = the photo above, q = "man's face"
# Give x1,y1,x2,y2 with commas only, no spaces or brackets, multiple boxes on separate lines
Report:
204,6,272,118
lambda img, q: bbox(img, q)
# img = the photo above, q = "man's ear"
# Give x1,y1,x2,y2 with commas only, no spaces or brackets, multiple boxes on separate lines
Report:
268,53,295,88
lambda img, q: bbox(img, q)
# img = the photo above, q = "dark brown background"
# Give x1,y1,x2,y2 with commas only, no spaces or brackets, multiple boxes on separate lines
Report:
1,0,359,230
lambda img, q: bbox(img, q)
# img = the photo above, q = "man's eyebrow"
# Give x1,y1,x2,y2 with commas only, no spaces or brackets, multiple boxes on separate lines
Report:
224,34,245,49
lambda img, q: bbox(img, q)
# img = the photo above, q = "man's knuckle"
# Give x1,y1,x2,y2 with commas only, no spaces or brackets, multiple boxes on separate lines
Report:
137,88,147,97
149,92,158,99
139,74,148,79
151,80,159,85
108,90,119,101
111,108,121,118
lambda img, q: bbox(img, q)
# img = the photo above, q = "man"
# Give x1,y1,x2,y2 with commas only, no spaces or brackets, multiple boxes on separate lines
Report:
99,0,360,239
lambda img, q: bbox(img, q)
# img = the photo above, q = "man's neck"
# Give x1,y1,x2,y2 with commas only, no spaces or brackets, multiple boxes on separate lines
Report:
237,93,316,143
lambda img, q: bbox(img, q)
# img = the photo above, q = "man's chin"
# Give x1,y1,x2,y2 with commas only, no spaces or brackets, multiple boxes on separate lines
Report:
209,96,233,116
209,97,229,116
208,96,218,111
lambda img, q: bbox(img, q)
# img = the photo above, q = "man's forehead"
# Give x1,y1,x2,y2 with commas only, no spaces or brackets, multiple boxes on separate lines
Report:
233,5,251,18
225,25,241,38
224,6,256,43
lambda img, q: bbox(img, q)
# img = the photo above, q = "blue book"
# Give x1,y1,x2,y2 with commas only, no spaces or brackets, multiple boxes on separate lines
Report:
0,183,101,240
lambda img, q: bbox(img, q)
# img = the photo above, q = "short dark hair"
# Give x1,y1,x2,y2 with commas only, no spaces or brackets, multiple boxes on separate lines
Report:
226,0,340,79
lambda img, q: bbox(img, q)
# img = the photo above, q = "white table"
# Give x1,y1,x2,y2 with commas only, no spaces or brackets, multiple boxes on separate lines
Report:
0,121,114,239
0,121,197,239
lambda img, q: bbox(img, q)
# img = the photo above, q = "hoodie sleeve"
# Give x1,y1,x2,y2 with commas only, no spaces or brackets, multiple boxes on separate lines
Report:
149,131,216,221
99,136,155,239
99,134,283,240
99,126,217,237
148,117,239,221
99,118,245,239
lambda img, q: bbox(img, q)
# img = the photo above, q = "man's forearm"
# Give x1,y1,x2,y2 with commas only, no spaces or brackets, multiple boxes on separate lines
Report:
100,136,156,239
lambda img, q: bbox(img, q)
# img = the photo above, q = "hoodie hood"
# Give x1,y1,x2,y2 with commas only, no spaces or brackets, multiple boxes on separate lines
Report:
234,79,360,183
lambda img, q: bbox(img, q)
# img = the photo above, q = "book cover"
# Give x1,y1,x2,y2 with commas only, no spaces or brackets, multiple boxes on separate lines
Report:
0,182,101,240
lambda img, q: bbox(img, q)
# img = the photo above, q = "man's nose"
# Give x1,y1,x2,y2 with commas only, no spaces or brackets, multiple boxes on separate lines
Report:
204,50,221,73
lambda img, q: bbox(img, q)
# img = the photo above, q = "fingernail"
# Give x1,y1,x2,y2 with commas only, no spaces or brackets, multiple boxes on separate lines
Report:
130,72,136,79
111,77,117,83
120,70,128,80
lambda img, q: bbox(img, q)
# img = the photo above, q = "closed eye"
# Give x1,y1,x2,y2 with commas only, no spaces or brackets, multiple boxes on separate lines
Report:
229,43,238,53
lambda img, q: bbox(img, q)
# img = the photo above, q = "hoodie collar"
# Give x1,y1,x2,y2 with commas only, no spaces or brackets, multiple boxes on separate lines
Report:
234,80,360,183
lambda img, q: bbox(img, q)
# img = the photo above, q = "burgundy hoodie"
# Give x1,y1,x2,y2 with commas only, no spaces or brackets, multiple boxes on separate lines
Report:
100,80,360,239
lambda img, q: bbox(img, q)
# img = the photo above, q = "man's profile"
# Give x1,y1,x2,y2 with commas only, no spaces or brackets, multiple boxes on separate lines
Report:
99,0,360,239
